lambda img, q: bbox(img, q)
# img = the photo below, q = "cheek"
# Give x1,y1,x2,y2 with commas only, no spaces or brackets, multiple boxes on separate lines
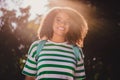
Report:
52,23,57,32
52,21,57,28
66,26,70,33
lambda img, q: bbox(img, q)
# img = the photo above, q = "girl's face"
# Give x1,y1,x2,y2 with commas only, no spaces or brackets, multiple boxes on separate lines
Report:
53,12,70,37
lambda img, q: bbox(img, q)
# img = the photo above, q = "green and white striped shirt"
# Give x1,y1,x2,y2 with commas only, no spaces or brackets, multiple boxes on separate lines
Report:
22,40,86,80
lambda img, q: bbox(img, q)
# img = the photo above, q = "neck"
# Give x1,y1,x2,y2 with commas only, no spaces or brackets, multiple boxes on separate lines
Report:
51,34,65,43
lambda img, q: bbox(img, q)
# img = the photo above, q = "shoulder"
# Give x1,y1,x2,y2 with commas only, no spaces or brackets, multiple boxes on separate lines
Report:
28,40,41,53
77,46,85,58
72,45,85,58
29,40,47,50
30,40,41,47
72,44,82,50
28,40,41,56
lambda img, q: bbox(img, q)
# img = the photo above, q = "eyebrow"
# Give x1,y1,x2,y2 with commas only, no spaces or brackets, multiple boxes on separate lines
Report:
55,16,70,21
55,16,61,19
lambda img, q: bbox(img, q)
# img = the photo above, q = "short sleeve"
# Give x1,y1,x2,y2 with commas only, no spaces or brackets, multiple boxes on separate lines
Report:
74,48,86,80
22,40,39,77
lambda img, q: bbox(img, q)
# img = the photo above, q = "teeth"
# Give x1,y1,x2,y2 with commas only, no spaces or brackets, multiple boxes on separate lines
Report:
58,27,64,30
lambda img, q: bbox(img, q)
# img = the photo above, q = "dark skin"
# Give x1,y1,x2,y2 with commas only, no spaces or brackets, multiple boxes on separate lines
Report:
24,9,87,80
25,76,35,80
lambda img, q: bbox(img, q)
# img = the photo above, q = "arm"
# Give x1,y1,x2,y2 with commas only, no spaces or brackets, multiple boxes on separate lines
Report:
74,51,86,80
74,60,86,80
22,41,39,80
25,76,35,80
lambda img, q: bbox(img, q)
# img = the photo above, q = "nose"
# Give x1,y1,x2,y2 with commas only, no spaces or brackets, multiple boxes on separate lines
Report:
60,22,65,26
58,20,66,27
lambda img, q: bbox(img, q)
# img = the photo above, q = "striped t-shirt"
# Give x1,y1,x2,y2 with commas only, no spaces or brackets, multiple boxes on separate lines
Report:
22,40,86,80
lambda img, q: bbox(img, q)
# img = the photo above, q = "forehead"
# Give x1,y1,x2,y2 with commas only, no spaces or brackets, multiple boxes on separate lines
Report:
55,11,70,19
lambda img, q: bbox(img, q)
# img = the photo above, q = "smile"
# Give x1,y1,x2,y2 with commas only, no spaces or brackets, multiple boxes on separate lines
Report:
58,27,65,31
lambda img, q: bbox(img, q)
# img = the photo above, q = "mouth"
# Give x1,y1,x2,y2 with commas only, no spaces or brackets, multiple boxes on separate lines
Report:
57,27,65,31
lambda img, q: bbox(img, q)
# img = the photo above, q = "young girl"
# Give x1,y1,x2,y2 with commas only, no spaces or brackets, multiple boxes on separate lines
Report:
22,7,88,80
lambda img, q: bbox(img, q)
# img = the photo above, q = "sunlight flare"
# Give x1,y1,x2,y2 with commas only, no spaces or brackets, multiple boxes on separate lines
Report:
21,0,49,20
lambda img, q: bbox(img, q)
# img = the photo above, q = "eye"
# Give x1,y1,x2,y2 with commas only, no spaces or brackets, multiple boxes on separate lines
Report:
55,18,61,24
56,18,60,22
65,21,69,25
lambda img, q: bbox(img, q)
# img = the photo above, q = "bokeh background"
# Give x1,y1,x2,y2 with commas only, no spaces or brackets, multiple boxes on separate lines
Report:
0,0,119,80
